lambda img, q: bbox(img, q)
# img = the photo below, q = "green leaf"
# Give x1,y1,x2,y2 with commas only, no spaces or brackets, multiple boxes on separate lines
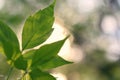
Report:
23,50,36,69
14,55,27,70
14,50,36,70
22,49,71,71
29,68,56,80
31,37,67,69
39,56,72,70
22,0,56,50
0,21,20,60
23,50,36,60
0,42,4,54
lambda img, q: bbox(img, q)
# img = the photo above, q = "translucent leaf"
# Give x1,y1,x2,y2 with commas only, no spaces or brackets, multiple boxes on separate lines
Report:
31,37,67,69
0,21,20,60
22,0,55,50
23,46,71,71
30,68,56,80
39,56,72,70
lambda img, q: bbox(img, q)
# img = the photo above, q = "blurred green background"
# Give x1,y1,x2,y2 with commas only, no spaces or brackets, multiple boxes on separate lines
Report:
0,0,120,80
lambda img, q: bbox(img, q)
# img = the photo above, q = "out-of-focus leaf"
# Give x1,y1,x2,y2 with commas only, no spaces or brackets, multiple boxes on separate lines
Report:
14,55,27,70
29,68,56,80
0,42,4,54
22,0,56,50
39,56,72,70
0,21,20,60
31,37,67,69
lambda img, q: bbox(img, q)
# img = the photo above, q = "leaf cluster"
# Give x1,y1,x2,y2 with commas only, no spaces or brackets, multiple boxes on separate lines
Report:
0,0,71,80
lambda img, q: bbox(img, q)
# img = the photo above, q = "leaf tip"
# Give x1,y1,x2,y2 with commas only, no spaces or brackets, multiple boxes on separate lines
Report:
50,0,56,8
64,35,70,41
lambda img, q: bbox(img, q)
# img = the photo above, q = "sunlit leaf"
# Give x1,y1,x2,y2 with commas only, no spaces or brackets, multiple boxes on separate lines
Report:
0,21,20,60
22,0,55,50
30,68,56,80
39,56,72,70
0,0,73,80
31,37,67,69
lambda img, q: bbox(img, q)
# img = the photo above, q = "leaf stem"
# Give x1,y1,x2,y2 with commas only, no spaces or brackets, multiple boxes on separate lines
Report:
6,66,14,80
19,71,28,80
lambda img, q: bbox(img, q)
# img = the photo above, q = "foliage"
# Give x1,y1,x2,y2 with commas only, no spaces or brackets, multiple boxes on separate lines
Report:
0,0,71,80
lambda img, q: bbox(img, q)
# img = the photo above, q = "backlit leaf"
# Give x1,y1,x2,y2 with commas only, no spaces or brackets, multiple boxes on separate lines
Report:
0,21,20,60
30,68,56,80
22,0,55,50
39,56,72,70
31,37,67,69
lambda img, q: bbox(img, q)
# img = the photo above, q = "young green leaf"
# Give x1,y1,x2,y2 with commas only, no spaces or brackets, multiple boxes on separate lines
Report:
29,68,56,80
0,21,20,60
22,48,71,71
22,0,56,50
39,56,72,70
31,37,67,69
14,55,27,70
